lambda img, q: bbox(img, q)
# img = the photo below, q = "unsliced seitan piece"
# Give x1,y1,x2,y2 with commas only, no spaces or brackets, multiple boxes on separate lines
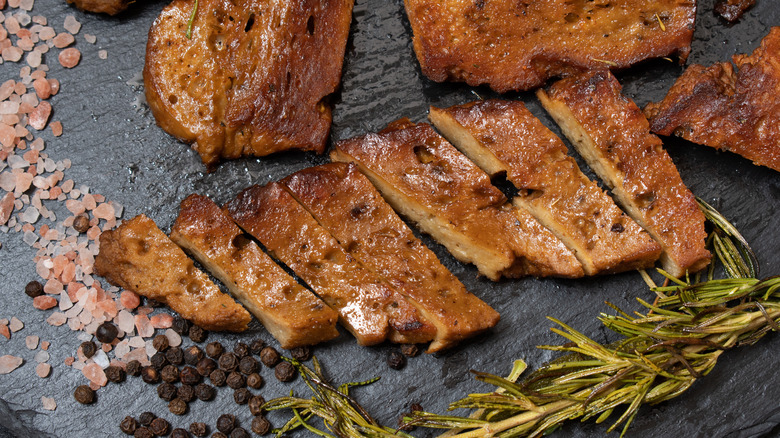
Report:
225,183,436,346
331,120,583,280
404,0,696,92
644,27,780,172
170,194,339,348
281,163,500,352
95,215,251,332
67,0,132,15
144,0,354,168
714,0,755,22
538,71,710,277
430,100,661,276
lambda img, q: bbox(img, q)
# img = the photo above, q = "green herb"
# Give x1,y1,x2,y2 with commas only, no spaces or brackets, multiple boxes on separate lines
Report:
186,0,199,39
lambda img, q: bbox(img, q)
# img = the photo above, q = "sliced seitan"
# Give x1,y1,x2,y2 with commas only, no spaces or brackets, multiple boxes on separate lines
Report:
281,162,500,352
331,120,583,280
538,70,710,277
170,194,339,349
95,214,251,332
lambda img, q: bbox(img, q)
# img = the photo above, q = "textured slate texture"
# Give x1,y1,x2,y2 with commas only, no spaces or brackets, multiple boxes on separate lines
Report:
0,0,778,437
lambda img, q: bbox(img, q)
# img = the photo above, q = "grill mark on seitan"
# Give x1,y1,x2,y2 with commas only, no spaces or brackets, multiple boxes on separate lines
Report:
429,100,661,275
95,214,251,332
281,162,500,352
538,70,710,277
170,194,339,348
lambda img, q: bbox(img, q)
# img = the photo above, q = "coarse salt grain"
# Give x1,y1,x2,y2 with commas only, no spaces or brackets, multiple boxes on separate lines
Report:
164,329,181,347
25,335,38,349
36,362,51,378
32,295,57,310
46,312,66,326
81,362,106,386
0,355,23,374
98,50,107,60
28,100,51,130
52,33,74,49
34,350,49,363
9,316,23,332
0,325,9,340
58,47,80,68
41,396,56,410
93,349,109,368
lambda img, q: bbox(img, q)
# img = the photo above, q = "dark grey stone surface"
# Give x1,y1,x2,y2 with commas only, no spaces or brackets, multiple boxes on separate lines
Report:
0,0,777,437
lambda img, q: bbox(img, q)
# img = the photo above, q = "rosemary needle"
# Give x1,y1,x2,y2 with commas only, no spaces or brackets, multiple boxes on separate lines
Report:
186,0,198,39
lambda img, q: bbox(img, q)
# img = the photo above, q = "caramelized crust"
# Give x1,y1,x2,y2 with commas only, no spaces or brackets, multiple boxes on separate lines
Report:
645,27,780,172
331,121,583,280
281,163,500,352
538,71,710,277
714,0,755,22
95,215,251,332
170,194,339,348
224,183,436,346
144,0,354,168
403,0,696,92
430,100,661,275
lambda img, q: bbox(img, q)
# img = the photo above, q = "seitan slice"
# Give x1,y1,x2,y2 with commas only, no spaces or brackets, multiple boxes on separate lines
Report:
404,0,696,92
224,183,436,346
170,194,339,348
644,27,780,172
281,163,500,352
538,70,710,277
144,0,354,168
331,120,583,280
430,100,661,276
95,214,251,332
714,0,755,22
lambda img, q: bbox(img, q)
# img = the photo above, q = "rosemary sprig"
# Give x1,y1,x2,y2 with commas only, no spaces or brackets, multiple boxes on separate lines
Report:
185,0,199,39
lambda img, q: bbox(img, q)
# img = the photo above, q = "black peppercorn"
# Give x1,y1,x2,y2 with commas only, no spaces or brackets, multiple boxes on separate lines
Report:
153,334,170,352
274,361,295,382
172,317,190,336
72,214,90,233
150,352,168,370
387,351,406,370
166,346,184,365
246,373,263,389
169,398,188,416
238,356,258,375
126,360,142,377
212,433,228,438
73,385,95,404
184,346,204,366
218,352,238,372
95,322,118,344
611,222,625,233
189,325,208,343
161,364,180,383
189,422,208,437
158,382,178,401
177,384,196,403
209,369,227,387
196,358,217,377
24,280,44,298
251,416,271,435
205,342,223,359
233,388,251,405
289,346,311,362
226,371,245,389
229,427,249,438
141,366,160,384
248,395,266,416
216,414,236,433
233,342,250,358
249,338,265,355
150,417,170,436
171,428,189,438
259,347,280,368
138,412,156,427
105,365,126,383
180,366,201,385
120,416,138,435
134,427,154,438
195,383,215,401
80,341,97,358
400,344,420,358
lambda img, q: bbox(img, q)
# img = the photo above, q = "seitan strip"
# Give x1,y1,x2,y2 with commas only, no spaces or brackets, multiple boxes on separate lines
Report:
225,183,436,346
281,163,500,352
331,120,583,280
95,215,251,332
538,70,710,277
170,194,339,348
430,100,661,275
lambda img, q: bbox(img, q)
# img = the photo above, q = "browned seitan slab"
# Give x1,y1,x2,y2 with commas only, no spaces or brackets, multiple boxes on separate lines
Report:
95,215,251,332
538,71,710,277
331,120,583,280
224,183,436,346
170,194,339,348
281,163,500,352
430,100,662,276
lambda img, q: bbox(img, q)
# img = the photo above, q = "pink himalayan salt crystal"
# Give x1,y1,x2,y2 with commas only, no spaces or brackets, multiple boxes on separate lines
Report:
82,194,96,210
134,314,154,338
28,101,51,130
164,329,181,348
9,317,23,332
122,347,150,366
41,341,50,350
0,124,16,147
96,299,117,319
51,32,74,49
86,225,100,241
150,313,173,329
36,362,51,378
43,278,62,294
0,355,24,374
58,48,80,68
0,325,9,340
119,291,140,310
0,192,14,225
41,396,56,411
50,121,62,137
46,312,66,326
61,261,76,284
88,382,100,391
2,46,22,62
64,15,81,34
92,202,114,220
25,335,39,349
33,295,57,310
82,362,107,386
63,357,75,367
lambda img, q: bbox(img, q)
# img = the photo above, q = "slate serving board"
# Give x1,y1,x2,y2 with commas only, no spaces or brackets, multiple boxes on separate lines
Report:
0,0,778,436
